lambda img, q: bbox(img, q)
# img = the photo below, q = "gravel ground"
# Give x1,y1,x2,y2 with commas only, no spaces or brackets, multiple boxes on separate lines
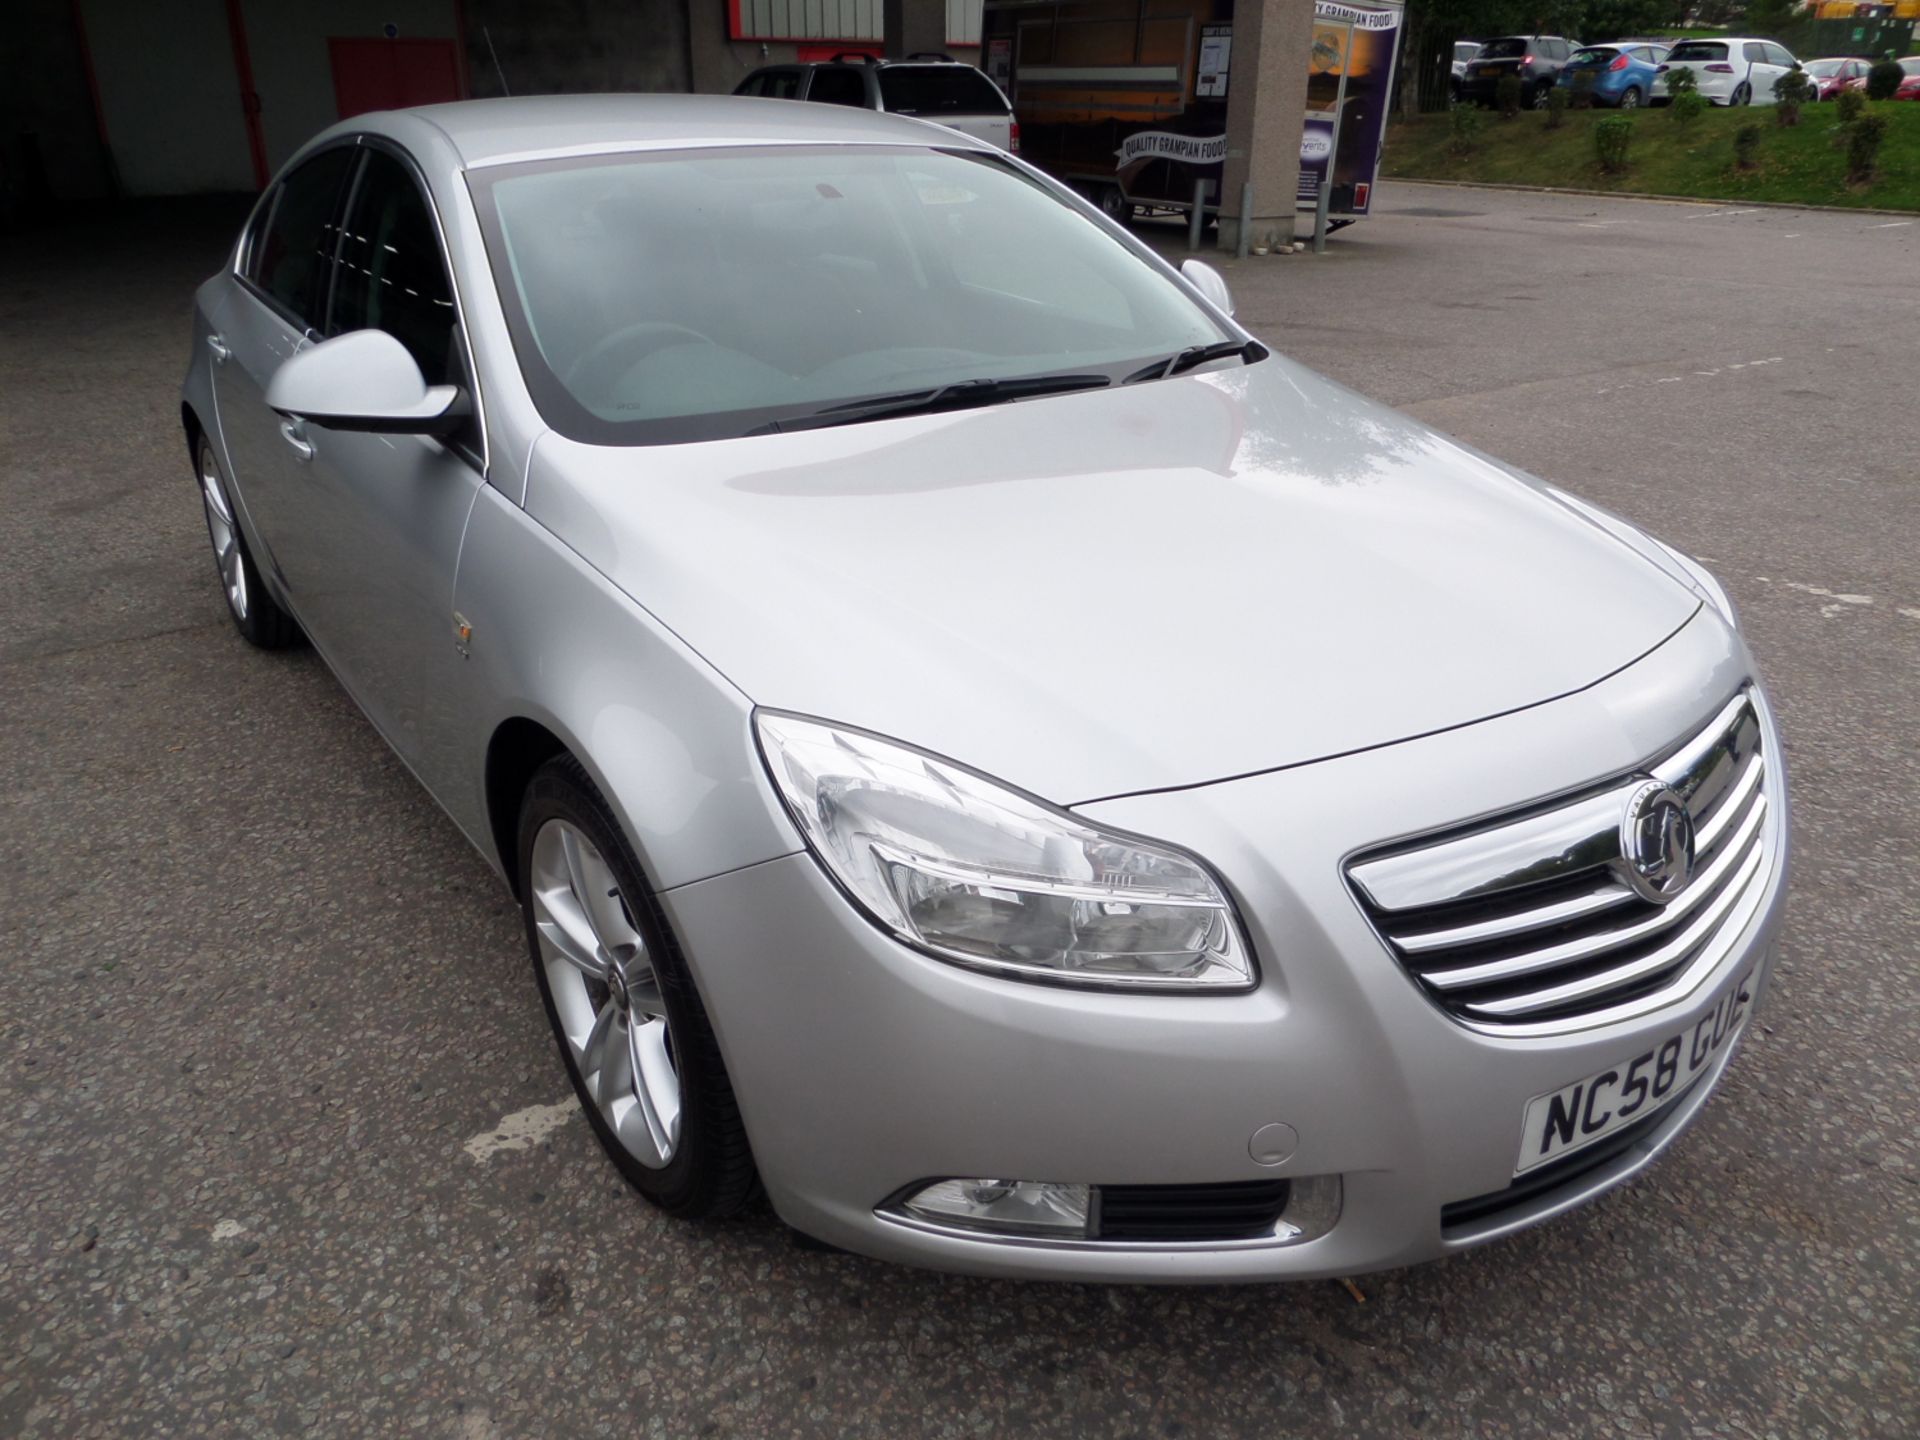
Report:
1,183,1915,1438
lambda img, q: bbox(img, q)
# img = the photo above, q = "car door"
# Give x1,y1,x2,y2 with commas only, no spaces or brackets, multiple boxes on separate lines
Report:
210,144,356,594
283,142,489,792
1766,44,1800,100
1742,41,1774,102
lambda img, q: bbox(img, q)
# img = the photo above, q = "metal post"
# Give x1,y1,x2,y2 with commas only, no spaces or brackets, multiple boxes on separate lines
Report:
1188,178,1210,252
1236,181,1253,260
1313,20,1356,255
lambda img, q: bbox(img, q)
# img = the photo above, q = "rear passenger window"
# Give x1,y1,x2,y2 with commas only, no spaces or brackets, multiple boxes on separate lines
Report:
878,66,1009,116
248,146,354,330
806,68,868,107
329,150,459,386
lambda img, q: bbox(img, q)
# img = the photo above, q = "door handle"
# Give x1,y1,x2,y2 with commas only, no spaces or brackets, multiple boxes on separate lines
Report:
206,333,231,364
279,418,315,463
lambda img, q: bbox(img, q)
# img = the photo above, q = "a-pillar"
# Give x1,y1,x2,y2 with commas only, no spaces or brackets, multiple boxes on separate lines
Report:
883,0,946,59
1218,0,1316,253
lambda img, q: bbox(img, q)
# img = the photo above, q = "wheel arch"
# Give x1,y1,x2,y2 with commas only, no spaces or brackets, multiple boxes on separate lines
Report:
182,401,204,465
484,715,571,899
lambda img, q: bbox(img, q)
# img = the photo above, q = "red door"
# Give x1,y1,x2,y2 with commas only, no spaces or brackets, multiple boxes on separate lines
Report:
329,37,462,119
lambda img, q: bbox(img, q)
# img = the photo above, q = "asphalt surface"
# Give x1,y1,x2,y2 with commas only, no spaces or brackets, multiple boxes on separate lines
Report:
2,183,1916,1439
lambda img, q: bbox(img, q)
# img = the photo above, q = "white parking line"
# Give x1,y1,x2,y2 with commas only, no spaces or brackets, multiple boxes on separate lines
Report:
1782,581,1872,605
1868,221,1913,229
464,1098,579,1161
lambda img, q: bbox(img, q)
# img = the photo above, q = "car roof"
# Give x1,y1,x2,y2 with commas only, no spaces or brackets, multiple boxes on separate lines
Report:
365,93,980,170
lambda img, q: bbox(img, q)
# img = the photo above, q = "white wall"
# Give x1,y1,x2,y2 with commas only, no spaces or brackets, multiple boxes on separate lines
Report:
241,0,459,175
77,0,254,194
733,0,983,46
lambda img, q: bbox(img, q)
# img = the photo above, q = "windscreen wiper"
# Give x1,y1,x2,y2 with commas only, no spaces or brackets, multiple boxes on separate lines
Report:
1122,340,1262,385
747,372,1111,435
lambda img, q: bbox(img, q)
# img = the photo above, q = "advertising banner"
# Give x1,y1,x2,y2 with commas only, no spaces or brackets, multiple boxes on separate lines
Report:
1297,0,1403,217
1116,131,1230,166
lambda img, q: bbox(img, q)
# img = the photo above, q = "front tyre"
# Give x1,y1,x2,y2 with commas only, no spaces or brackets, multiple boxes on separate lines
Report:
517,755,758,1218
195,436,300,649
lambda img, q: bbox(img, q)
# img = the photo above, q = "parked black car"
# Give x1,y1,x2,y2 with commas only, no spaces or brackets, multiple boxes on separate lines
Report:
1458,36,1578,108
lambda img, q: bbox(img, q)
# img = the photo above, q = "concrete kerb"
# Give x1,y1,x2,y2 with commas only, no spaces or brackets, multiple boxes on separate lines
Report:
1388,176,1920,219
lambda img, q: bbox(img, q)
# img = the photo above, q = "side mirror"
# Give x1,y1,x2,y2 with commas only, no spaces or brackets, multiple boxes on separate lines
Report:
1180,258,1235,318
266,329,465,435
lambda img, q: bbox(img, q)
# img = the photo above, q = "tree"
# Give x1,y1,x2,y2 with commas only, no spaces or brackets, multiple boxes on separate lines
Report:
1743,0,1798,38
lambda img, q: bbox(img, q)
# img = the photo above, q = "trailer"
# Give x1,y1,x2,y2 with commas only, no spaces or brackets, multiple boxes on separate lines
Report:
982,0,1405,230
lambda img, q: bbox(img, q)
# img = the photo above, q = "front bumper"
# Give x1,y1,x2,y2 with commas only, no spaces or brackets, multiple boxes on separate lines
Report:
662,613,1789,1281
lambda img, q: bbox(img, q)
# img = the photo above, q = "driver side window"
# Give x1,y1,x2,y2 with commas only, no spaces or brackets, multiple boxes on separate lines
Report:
328,149,459,387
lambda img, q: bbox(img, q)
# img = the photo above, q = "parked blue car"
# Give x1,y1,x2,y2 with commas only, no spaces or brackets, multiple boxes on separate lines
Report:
1555,42,1670,108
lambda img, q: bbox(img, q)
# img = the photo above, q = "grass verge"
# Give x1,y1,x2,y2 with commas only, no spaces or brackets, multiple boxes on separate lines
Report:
1384,101,1920,212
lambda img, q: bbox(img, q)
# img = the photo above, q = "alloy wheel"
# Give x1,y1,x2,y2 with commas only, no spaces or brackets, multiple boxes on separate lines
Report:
198,451,249,621
530,818,682,1168
1621,87,1641,109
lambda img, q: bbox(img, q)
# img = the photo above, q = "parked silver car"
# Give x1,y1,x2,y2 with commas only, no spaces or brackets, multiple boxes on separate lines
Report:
182,95,1788,1282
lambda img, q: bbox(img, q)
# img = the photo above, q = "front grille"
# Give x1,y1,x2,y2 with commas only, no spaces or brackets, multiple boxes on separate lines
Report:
1094,1180,1292,1241
1347,688,1776,1034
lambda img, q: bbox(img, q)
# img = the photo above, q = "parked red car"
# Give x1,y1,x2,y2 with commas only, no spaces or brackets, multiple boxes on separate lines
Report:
1844,56,1920,98
1802,57,1870,99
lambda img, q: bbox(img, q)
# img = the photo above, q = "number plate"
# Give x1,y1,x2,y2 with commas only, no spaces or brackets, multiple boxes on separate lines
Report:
1515,968,1754,1175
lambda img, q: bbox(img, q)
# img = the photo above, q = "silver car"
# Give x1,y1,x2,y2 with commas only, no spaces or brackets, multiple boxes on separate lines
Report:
181,95,1788,1282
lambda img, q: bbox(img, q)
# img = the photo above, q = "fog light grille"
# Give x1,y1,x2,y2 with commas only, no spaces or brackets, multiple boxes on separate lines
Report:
883,1176,1339,1247
1095,1180,1292,1241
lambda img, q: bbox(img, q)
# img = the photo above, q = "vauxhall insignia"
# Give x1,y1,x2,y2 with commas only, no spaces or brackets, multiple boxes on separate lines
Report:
1616,780,1696,904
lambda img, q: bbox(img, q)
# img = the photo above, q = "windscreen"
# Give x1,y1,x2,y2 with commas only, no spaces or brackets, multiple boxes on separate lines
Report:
879,66,1008,116
1667,42,1729,61
470,146,1228,445
1478,39,1529,59
1903,58,1920,75
1803,59,1844,75
1455,42,1480,62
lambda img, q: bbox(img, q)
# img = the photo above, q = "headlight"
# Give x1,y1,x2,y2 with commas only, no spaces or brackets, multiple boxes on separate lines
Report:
754,712,1254,991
